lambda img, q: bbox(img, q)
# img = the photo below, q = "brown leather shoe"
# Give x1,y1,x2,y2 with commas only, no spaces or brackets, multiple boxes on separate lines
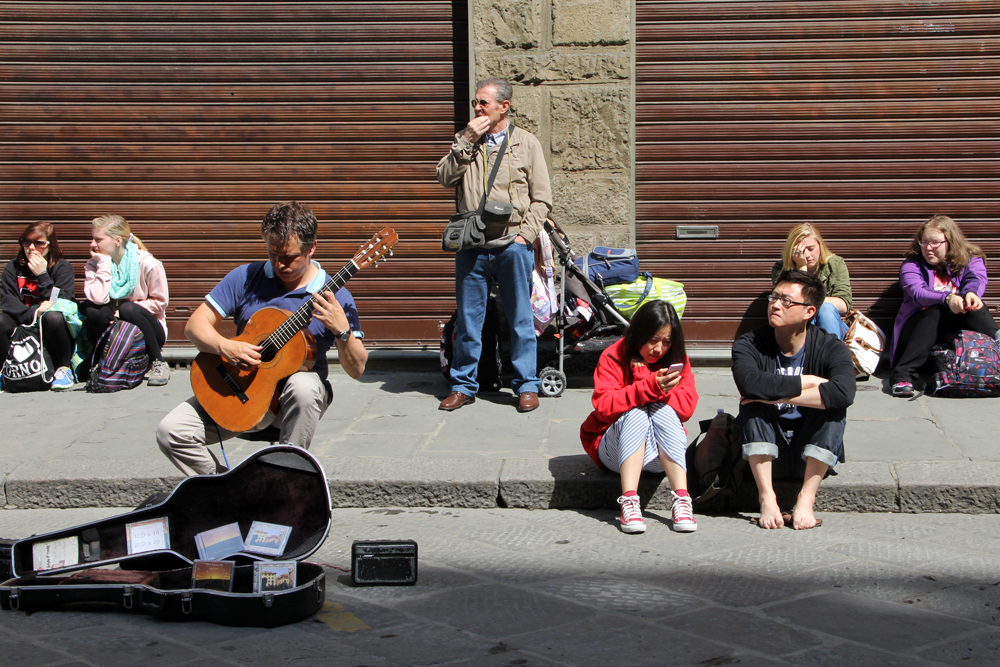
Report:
439,391,475,411
517,391,539,413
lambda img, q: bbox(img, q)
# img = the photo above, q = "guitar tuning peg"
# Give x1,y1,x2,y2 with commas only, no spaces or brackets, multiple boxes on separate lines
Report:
388,250,393,257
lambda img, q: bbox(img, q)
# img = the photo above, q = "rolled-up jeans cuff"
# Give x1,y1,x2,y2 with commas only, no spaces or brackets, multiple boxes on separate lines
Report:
743,441,779,460
802,444,839,468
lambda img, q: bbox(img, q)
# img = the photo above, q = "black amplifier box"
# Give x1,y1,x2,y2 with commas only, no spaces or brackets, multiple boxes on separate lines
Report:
351,540,417,586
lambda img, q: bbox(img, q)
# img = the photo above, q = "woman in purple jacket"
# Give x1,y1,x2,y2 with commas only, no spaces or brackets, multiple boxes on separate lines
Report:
889,215,997,397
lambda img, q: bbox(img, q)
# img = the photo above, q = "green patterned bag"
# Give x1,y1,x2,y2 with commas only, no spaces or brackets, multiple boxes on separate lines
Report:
606,272,687,319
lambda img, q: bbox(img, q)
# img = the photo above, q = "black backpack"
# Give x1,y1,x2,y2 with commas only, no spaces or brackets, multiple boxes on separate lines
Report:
685,410,745,506
439,297,503,392
1,320,54,392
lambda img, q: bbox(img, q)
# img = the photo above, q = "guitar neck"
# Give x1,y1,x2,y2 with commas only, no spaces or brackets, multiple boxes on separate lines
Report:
263,261,359,352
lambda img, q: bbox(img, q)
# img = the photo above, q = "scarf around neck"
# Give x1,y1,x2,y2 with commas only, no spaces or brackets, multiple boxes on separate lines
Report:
110,241,140,299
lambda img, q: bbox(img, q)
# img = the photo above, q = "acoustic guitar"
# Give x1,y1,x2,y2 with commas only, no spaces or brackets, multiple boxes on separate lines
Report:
190,228,398,433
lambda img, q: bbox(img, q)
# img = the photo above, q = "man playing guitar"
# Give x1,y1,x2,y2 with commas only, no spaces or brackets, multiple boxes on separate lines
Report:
157,201,368,476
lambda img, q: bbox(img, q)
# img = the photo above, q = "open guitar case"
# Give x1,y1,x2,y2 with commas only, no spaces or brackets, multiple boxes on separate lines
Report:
0,445,331,628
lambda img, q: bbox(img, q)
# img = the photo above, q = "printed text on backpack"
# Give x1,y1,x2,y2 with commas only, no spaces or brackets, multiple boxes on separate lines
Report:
1,320,54,392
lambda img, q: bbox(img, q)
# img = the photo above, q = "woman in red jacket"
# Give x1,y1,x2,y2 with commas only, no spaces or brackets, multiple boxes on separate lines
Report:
581,300,699,534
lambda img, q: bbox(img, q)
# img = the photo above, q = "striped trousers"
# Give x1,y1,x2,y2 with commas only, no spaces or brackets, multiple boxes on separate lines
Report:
598,403,688,473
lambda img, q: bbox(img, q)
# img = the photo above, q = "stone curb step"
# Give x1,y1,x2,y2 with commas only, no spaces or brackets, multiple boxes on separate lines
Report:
4,457,1000,514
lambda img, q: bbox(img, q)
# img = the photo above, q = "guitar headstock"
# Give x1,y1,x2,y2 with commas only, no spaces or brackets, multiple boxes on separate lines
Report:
353,228,399,269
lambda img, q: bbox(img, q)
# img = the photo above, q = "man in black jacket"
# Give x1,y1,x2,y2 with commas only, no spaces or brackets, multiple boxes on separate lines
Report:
732,270,856,530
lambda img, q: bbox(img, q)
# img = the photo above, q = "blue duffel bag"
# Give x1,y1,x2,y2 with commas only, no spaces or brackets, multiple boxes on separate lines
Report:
574,247,640,286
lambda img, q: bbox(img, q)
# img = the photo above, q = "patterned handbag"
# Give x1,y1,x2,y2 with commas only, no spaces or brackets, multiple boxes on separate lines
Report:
843,309,885,376
930,330,1000,398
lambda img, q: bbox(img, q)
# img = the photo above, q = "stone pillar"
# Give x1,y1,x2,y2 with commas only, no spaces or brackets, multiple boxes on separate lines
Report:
472,0,633,249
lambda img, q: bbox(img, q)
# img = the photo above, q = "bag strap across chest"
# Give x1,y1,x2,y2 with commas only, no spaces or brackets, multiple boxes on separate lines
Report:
475,129,509,216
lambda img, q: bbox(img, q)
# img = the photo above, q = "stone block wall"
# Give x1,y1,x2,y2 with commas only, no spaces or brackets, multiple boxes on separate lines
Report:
472,0,634,249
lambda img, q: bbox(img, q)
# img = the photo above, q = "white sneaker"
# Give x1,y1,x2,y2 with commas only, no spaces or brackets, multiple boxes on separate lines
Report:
50,366,75,391
617,494,646,534
671,492,698,532
147,360,171,386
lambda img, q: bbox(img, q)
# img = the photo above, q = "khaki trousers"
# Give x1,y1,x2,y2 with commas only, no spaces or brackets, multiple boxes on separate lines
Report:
157,371,329,476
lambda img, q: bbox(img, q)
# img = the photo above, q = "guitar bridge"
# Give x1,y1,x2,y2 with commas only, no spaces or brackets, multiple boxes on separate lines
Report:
216,363,250,404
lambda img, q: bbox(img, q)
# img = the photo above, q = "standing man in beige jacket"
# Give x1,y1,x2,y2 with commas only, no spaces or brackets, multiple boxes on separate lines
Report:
436,78,552,413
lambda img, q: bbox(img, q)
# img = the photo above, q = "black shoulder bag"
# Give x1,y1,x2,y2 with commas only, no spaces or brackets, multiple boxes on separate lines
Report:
441,130,512,252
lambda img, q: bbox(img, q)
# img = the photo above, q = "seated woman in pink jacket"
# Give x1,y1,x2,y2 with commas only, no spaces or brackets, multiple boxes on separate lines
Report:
81,214,170,386
581,300,699,534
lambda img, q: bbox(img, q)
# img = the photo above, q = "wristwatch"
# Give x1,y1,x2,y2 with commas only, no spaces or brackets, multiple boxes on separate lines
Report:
333,328,352,342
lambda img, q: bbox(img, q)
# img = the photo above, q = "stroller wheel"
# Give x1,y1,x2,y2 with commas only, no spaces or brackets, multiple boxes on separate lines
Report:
539,367,567,398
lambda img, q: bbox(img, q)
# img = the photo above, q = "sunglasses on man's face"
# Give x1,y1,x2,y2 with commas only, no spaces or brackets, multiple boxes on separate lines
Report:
471,98,494,108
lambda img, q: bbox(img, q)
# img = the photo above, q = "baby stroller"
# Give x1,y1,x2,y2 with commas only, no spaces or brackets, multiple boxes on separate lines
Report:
535,217,631,398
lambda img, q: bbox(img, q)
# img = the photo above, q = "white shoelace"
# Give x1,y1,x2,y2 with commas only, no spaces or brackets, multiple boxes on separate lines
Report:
618,495,642,524
672,494,694,522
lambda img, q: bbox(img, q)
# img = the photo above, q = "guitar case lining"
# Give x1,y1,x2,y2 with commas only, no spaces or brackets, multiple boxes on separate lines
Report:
0,445,331,627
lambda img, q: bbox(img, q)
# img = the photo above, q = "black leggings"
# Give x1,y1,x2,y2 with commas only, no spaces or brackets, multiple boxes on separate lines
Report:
890,304,998,385
80,300,165,362
0,311,75,369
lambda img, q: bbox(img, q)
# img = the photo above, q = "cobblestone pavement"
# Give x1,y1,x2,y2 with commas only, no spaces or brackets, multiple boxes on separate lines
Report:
2,508,1000,666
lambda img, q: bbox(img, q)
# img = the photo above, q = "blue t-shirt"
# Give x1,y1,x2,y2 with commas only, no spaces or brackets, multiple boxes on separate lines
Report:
775,344,806,429
206,260,363,402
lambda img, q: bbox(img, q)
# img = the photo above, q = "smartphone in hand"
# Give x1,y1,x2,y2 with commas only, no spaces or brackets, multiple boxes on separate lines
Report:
666,362,684,374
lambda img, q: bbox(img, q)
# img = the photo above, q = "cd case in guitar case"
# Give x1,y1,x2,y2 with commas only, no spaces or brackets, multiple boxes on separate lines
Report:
0,445,331,627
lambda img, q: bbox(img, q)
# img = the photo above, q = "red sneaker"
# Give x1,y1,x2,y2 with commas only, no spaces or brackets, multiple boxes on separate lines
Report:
617,495,646,534
671,492,698,532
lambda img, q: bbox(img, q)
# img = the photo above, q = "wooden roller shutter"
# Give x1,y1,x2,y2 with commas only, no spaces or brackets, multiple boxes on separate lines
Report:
1,1,467,345
636,0,1000,344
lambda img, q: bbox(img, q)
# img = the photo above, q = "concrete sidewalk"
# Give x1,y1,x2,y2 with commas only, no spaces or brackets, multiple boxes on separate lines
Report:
2,362,999,513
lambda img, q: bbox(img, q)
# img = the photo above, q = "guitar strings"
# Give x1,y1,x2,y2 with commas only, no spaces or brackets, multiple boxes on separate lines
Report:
257,232,389,354
260,263,359,354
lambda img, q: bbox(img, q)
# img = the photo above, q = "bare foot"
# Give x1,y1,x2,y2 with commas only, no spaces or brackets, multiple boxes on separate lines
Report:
756,498,784,529
791,504,820,530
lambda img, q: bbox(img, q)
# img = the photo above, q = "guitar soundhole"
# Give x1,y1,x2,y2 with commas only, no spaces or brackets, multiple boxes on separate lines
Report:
261,346,277,364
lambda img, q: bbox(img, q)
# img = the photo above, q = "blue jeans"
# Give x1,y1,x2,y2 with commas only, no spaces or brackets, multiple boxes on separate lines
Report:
812,302,848,339
738,401,845,479
452,241,539,396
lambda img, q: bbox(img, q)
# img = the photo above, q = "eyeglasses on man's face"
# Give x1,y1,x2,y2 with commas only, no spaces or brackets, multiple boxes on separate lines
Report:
767,292,810,308
471,98,494,108
919,239,946,249
20,238,49,249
